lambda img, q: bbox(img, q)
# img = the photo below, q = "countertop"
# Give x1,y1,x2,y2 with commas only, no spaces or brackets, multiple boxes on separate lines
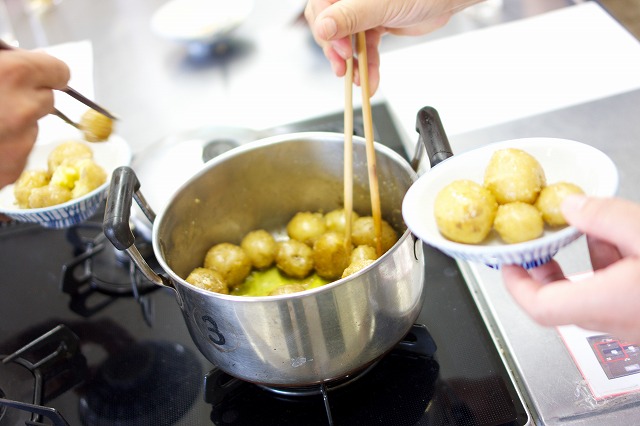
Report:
6,0,573,155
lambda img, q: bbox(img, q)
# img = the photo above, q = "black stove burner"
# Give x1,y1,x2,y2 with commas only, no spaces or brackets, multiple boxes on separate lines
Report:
60,222,160,321
205,325,439,426
0,325,87,426
78,341,202,426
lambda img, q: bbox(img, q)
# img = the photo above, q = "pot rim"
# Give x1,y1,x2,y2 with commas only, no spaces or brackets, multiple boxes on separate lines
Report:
152,131,420,302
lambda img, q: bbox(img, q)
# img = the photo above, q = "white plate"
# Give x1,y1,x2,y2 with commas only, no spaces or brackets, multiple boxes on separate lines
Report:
0,135,132,228
402,138,619,269
150,0,254,44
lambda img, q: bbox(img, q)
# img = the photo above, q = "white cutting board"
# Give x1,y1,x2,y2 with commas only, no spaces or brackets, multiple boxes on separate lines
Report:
379,2,640,153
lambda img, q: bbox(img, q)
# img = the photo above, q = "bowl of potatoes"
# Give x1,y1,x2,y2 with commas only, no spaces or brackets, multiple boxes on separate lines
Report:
0,136,131,228
402,138,619,269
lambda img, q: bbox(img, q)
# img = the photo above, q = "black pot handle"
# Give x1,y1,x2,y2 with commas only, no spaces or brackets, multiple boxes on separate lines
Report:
103,166,173,289
411,106,454,170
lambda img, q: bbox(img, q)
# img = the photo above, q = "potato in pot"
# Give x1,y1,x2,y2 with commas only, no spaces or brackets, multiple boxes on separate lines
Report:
312,231,350,280
324,208,359,234
275,239,314,279
352,217,398,253
204,243,252,288
186,267,229,294
241,229,277,269
286,212,326,246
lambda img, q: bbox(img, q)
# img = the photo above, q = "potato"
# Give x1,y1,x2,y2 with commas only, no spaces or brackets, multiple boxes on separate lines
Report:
71,159,107,198
241,229,277,269
286,212,326,246
324,209,359,234
342,259,375,278
351,217,398,253
47,140,93,173
494,202,544,244
535,182,585,226
186,267,229,294
275,240,314,279
13,170,50,208
80,109,114,142
312,232,350,280
269,284,306,296
28,185,72,208
50,163,80,190
351,245,377,263
484,148,546,204
204,243,252,287
434,179,498,244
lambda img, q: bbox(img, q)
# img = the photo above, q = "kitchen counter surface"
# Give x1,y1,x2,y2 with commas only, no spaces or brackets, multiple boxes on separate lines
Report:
6,0,574,155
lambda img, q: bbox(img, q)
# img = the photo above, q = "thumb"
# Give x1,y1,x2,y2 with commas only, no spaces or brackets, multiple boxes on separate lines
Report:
562,195,640,255
314,0,390,41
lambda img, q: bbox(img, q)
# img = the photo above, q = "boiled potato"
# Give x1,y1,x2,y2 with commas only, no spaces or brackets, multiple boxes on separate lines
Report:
312,231,350,280
13,170,50,208
71,159,107,198
342,259,375,278
186,267,229,294
324,209,359,234
47,140,93,173
351,245,377,263
80,109,114,142
275,239,314,279
50,163,80,190
28,185,72,208
434,179,498,244
204,243,252,287
269,284,306,296
535,182,585,226
484,148,546,204
494,202,544,244
352,217,398,253
241,229,277,269
286,212,326,246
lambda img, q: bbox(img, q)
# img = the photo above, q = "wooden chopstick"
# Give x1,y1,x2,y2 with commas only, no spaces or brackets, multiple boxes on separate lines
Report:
343,51,354,253
356,32,383,257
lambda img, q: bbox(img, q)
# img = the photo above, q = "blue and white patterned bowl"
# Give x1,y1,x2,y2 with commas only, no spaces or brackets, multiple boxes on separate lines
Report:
0,136,131,229
402,138,619,269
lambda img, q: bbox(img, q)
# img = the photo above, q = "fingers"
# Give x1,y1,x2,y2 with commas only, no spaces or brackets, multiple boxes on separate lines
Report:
586,235,622,270
30,50,70,89
310,0,389,42
562,195,640,256
2,49,70,90
353,29,382,95
503,259,640,341
0,126,39,187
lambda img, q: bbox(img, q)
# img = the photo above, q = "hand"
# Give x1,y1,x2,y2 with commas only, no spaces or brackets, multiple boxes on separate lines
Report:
502,195,640,341
304,0,482,94
0,48,70,188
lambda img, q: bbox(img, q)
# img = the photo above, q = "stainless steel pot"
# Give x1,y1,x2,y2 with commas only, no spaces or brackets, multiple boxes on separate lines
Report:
103,107,452,386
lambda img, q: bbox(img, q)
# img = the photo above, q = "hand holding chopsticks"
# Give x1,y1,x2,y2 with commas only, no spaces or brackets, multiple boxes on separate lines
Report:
0,39,117,124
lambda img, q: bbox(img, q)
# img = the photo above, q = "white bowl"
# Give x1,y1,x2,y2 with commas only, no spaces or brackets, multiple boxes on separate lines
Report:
0,136,132,229
150,0,254,45
402,138,619,269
